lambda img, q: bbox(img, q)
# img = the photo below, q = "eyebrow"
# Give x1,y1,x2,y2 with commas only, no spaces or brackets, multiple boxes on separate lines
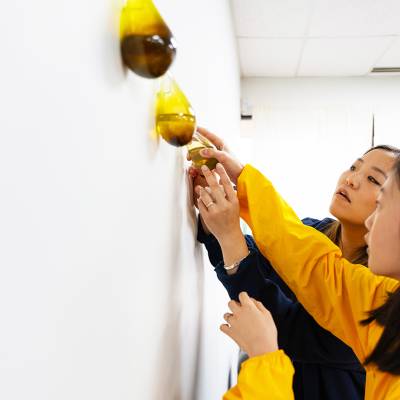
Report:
357,158,387,178
372,167,387,179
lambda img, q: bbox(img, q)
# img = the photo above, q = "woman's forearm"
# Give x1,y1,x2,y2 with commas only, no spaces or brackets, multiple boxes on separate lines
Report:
218,230,249,275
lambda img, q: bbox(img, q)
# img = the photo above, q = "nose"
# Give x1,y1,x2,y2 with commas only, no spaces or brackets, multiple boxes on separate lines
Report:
345,173,360,189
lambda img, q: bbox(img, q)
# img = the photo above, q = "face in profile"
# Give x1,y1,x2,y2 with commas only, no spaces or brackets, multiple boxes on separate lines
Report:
330,149,397,229
364,171,400,279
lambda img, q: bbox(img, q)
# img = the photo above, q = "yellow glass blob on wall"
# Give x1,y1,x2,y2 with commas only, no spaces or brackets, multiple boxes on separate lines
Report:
186,131,218,170
155,75,196,147
120,0,177,78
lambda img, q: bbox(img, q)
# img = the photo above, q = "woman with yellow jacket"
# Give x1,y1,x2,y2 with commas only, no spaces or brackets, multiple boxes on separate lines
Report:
194,128,400,399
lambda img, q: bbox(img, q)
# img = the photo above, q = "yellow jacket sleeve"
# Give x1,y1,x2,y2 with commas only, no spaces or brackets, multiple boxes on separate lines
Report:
223,350,294,400
236,164,399,362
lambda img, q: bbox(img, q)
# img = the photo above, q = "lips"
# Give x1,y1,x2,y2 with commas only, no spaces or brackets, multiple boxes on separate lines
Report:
336,187,351,203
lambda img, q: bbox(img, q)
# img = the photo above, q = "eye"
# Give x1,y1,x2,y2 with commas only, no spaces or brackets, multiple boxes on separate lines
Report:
350,165,356,171
368,176,381,186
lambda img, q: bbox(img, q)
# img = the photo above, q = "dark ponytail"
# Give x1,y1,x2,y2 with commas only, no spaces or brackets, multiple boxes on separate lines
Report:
362,287,400,373
361,155,400,374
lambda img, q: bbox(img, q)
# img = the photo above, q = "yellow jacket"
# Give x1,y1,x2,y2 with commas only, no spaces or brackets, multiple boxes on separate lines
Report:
232,164,400,399
223,350,294,399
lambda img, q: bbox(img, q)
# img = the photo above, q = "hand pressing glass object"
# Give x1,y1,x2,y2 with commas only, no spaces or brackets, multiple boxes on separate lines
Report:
187,131,218,170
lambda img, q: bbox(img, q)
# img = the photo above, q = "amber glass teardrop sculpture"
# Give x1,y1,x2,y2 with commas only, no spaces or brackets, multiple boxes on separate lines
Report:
120,0,177,78
155,75,196,147
186,131,218,170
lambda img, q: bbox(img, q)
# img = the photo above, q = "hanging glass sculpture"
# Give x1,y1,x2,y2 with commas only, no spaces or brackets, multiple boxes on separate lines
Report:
120,0,177,78
155,75,196,147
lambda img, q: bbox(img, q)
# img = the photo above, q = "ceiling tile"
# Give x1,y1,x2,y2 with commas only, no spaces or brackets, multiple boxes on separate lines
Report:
375,37,400,67
231,0,313,37
239,38,304,77
309,0,400,37
299,37,393,76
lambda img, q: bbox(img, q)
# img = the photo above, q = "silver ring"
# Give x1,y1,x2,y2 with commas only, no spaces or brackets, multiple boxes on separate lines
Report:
205,201,214,209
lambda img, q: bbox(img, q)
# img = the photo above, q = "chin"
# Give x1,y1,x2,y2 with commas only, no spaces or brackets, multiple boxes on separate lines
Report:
330,203,348,222
330,202,363,225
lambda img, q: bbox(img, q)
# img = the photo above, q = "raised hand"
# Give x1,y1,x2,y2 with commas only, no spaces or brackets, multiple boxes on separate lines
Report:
188,127,244,184
221,292,278,358
196,164,241,242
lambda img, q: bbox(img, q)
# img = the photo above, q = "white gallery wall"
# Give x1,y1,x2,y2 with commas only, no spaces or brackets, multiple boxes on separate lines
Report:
0,1,240,399
239,77,400,220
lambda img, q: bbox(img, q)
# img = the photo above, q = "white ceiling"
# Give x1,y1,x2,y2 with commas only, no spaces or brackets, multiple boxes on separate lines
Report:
230,0,400,77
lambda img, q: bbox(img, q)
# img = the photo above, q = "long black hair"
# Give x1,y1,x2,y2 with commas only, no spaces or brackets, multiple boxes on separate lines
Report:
361,154,400,374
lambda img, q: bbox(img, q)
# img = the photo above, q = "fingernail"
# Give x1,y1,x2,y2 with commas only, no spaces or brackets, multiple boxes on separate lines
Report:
201,165,209,173
200,149,209,156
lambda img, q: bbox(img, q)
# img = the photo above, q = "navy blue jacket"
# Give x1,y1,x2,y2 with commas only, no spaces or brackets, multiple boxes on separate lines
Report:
197,217,365,400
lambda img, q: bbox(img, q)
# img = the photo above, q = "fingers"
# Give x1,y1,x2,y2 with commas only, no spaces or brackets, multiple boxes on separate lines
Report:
223,313,234,324
204,186,226,203
238,292,253,307
220,323,230,333
199,147,226,162
197,197,208,216
204,186,217,202
219,323,243,350
194,185,202,196
220,324,234,340
253,300,267,313
201,166,226,204
228,299,240,313
196,186,214,220
193,175,208,192
197,127,225,150
216,163,237,202
197,187,215,209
